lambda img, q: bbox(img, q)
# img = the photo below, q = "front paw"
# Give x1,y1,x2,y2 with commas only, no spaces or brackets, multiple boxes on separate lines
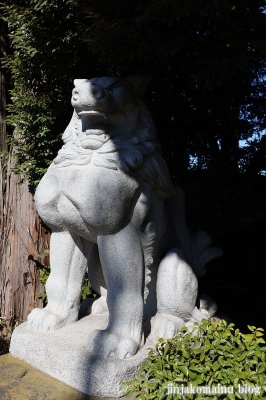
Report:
88,329,139,359
27,307,76,331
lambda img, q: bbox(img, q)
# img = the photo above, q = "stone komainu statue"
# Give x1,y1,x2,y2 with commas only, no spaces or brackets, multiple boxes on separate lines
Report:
29,75,222,359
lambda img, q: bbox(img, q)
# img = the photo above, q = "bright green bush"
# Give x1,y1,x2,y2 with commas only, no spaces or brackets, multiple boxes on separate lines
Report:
123,319,266,399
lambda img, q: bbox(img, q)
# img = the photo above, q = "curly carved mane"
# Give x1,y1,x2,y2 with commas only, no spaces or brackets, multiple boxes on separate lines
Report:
54,83,175,200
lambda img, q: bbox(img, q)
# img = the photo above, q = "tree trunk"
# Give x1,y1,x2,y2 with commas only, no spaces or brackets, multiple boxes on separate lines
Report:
0,153,50,335
0,17,50,336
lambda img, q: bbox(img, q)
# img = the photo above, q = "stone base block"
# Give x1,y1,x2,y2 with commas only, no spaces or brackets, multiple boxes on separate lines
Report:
10,314,152,398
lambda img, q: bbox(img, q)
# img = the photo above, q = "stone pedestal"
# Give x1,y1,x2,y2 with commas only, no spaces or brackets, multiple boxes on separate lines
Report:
10,314,152,398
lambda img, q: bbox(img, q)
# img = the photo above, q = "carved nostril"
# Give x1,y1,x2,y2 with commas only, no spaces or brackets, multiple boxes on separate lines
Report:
72,89,79,101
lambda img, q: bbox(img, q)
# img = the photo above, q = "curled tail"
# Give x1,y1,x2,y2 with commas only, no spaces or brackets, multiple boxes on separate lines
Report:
168,186,223,277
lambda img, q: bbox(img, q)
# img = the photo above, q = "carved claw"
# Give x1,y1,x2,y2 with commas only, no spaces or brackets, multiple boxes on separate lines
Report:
148,314,185,344
87,329,139,359
199,293,217,317
27,307,77,331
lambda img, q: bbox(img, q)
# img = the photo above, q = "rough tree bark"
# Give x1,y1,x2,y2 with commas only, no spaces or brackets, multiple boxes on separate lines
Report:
0,155,50,334
0,17,50,336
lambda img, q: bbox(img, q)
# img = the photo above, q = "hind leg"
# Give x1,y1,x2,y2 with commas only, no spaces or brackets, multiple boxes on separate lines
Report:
148,248,198,342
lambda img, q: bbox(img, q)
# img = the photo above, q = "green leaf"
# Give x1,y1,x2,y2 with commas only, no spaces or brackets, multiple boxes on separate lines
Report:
212,362,220,372
178,365,188,376
164,344,170,354
247,326,256,332
182,348,190,359
188,370,197,379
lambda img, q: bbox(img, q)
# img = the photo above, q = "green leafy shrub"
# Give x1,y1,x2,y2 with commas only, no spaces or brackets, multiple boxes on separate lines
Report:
38,265,93,306
38,265,51,305
123,319,266,399
0,316,22,354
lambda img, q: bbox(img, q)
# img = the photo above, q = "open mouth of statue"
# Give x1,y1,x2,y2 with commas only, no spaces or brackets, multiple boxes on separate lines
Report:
78,110,108,120
78,111,111,149
78,110,111,136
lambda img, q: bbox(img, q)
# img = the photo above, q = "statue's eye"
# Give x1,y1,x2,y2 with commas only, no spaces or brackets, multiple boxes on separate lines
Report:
106,83,121,92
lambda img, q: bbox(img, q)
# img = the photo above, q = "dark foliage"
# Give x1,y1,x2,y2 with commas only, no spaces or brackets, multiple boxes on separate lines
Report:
0,337,9,355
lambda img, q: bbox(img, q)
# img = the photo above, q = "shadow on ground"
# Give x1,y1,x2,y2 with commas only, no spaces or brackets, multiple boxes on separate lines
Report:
0,354,133,400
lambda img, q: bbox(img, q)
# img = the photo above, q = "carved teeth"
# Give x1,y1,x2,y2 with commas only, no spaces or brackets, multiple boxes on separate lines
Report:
78,111,108,119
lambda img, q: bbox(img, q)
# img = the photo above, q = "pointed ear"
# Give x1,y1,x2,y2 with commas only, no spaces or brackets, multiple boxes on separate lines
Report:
125,75,151,96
